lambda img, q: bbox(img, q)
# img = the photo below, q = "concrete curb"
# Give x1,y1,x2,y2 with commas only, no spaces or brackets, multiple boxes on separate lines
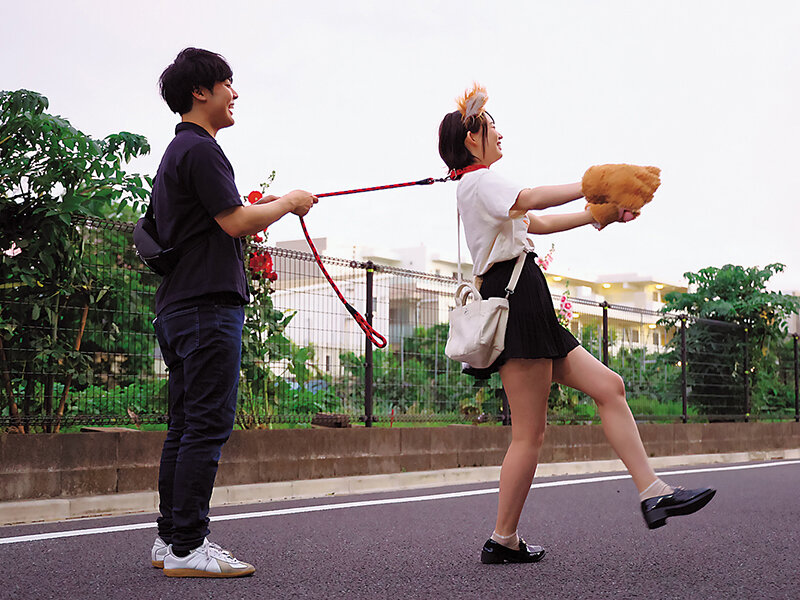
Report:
2,449,799,526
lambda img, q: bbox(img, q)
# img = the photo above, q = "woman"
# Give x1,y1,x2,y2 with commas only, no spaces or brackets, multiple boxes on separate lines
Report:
438,85,715,565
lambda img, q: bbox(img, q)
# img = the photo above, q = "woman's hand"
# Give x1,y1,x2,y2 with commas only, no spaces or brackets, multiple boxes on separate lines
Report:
587,204,637,230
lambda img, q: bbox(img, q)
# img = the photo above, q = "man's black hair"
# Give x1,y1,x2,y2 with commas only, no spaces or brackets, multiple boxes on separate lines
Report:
159,48,233,115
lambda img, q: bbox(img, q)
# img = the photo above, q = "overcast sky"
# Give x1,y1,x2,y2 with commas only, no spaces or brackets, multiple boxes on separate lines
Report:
3,0,798,291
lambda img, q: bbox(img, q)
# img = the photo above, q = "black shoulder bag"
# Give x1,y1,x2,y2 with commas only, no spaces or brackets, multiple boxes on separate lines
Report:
133,204,208,276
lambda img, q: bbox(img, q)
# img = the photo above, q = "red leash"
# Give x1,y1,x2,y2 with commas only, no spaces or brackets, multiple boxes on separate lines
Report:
299,166,484,348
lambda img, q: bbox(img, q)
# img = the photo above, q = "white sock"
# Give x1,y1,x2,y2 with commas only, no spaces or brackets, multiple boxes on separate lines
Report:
639,478,674,501
491,530,520,550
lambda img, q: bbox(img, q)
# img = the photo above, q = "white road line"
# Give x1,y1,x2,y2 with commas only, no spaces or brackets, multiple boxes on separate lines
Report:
1,459,798,546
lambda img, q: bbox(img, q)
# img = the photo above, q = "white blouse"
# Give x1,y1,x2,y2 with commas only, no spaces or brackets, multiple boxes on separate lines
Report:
457,168,534,276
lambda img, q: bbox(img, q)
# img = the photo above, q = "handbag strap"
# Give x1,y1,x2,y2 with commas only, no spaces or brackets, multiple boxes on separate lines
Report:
504,252,527,298
457,209,463,285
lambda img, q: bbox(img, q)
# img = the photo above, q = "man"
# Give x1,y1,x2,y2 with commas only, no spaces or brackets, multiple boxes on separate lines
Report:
148,47,316,578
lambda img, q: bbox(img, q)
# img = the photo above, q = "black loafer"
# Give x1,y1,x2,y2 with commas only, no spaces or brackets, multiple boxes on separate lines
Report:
641,486,716,529
480,538,546,564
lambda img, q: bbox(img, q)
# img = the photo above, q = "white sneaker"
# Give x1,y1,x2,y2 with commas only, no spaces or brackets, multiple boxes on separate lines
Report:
163,538,255,578
151,536,232,569
151,537,168,568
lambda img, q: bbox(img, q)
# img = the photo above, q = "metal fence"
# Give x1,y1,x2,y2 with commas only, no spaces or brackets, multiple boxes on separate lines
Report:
1,217,798,431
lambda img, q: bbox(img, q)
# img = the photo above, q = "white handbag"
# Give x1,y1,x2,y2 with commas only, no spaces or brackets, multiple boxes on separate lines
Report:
445,211,527,369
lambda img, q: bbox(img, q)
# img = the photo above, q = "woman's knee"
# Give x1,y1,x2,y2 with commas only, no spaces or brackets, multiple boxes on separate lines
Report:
614,372,627,397
595,371,626,407
512,422,547,449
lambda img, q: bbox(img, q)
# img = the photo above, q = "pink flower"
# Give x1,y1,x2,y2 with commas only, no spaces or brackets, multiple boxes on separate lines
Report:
565,302,572,310
3,242,21,257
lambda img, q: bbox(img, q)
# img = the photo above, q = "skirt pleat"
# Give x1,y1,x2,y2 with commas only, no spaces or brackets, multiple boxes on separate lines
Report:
462,252,580,379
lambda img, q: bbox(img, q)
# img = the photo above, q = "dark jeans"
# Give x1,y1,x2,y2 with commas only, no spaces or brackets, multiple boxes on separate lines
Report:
153,303,244,553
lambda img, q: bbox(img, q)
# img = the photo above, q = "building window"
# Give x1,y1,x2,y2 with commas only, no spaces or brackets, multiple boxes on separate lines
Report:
325,355,331,372
630,328,639,343
652,332,661,346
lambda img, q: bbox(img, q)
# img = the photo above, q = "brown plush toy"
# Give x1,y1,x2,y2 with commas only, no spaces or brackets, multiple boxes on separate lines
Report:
582,164,661,228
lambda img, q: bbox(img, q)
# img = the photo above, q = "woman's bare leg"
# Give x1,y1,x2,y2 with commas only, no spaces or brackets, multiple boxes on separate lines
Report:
552,346,657,492
493,358,551,537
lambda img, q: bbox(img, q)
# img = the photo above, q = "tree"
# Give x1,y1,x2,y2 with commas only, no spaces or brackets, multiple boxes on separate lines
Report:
0,89,151,431
661,264,799,418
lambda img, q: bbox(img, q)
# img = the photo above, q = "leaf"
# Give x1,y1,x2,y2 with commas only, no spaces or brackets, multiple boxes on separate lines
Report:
40,250,56,272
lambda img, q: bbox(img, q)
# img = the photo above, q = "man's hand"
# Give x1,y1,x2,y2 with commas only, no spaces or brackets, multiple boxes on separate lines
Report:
216,190,318,237
282,190,318,217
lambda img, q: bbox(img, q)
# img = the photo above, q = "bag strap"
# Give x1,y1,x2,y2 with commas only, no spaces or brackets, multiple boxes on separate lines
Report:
143,201,156,233
457,209,463,285
504,252,527,298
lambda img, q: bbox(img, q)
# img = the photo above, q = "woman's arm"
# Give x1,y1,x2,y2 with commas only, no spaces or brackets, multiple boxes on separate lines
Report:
527,209,595,234
512,182,583,212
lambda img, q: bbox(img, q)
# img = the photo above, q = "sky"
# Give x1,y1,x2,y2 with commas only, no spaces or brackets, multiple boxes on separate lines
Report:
3,0,799,291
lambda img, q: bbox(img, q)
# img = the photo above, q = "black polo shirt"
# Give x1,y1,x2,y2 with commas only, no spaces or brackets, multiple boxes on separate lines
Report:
151,122,249,315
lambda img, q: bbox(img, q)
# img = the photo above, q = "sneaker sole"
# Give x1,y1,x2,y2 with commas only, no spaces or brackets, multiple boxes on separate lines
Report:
163,566,255,578
151,560,164,568
645,489,716,529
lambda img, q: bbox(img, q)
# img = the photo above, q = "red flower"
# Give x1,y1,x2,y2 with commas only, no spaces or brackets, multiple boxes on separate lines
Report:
262,252,273,274
247,190,263,204
249,250,277,281
252,233,264,243
249,254,267,271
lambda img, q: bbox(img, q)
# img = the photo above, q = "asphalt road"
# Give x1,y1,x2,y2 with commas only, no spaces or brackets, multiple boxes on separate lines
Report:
2,459,799,600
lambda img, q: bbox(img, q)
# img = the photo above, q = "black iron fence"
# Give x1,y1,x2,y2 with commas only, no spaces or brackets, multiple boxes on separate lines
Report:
1,217,798,431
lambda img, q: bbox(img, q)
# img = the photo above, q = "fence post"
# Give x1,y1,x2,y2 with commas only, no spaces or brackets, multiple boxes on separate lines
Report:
498,387,511,426
794,334,799,423
681,317,688,424
364,261,374,427
434,328,439,387
601,302,609,367
743,326,750,422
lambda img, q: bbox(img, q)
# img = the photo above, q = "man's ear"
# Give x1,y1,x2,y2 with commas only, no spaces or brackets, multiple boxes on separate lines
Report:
191,87,209,103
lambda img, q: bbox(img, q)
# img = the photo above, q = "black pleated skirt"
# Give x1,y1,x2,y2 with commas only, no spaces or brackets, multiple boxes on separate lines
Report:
462,252,580,379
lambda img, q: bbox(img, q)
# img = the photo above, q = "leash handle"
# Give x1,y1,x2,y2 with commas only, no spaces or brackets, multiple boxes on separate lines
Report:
299,216,388,348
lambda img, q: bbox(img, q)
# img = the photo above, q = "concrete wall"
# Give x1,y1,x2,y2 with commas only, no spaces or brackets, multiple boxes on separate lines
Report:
2,422,799,503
